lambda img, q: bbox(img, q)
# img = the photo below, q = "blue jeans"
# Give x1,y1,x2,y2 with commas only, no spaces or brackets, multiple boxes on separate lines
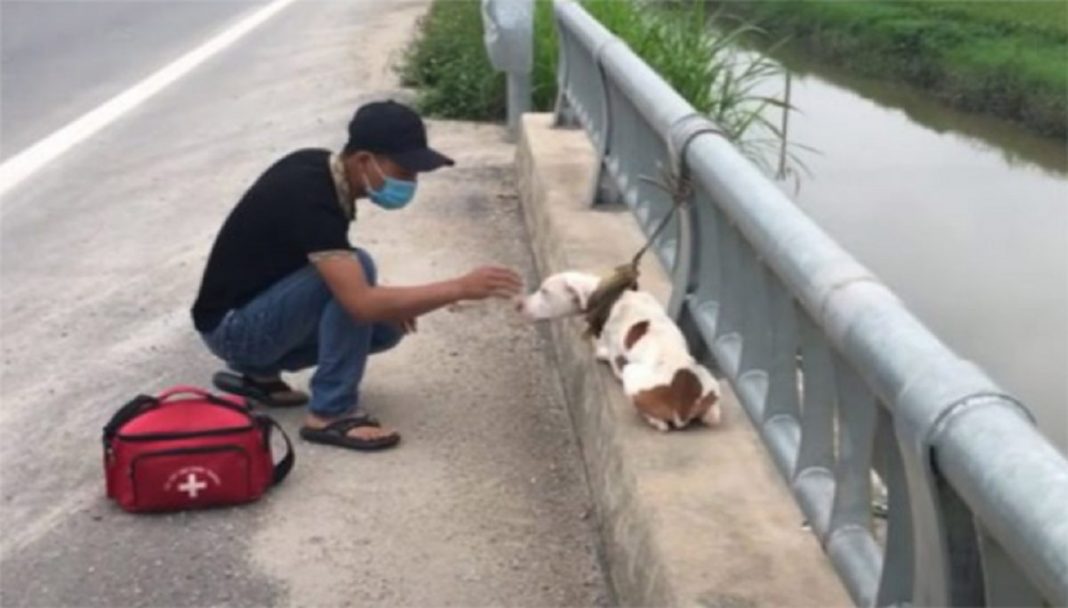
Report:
200,248,402,417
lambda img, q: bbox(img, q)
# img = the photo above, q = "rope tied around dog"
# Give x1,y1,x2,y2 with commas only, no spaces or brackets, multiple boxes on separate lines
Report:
582,167,693,338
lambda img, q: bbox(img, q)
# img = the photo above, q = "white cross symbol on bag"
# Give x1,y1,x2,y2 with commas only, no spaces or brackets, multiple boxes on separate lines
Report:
177,472,208,498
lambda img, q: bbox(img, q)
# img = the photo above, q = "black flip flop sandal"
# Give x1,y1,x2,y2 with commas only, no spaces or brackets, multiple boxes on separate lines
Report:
213,371,309,408
299,415,401,451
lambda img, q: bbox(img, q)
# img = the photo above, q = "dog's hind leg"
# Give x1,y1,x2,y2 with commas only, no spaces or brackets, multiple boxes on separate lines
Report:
700,402,722,426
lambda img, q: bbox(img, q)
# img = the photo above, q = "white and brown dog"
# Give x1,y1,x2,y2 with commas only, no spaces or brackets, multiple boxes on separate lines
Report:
520,271,722,431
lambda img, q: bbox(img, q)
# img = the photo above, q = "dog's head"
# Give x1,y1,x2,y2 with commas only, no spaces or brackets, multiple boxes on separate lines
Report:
518,271,601,320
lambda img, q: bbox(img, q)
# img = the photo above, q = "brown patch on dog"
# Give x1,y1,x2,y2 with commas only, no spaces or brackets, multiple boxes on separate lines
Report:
631,369,703,427
623,320,650,350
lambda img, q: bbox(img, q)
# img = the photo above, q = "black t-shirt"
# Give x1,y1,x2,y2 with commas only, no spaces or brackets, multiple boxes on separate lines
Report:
191,149,351,332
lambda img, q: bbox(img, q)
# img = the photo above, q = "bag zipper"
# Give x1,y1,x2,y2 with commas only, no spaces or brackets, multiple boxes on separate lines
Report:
132,444,249,461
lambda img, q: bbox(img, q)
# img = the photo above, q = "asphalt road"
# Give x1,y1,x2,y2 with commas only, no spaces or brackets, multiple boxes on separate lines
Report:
1,0,267,159
0,1,608,606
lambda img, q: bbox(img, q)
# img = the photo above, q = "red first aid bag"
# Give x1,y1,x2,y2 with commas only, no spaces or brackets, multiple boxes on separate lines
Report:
102,386,294,513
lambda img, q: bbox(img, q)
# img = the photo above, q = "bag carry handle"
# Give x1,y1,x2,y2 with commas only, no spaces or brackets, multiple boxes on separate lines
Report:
102,394,157,447
258,415,295,485
102,386,248,447
156,385,243,406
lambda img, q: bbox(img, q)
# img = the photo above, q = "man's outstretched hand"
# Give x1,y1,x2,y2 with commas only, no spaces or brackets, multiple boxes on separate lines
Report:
457,266,523,300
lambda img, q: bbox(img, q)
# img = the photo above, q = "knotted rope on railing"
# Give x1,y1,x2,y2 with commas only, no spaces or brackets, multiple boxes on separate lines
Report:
582,167,693,338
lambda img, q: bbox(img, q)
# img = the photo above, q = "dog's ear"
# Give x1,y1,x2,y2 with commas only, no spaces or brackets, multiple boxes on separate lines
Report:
561,274,592,311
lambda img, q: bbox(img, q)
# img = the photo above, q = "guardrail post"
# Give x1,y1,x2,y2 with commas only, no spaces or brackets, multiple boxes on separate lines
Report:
506,73,532,140
977,528,1045,606
481,0,533,141
891,367,1015,605
666,114,723,318
551,10,577,128
585,38,622,207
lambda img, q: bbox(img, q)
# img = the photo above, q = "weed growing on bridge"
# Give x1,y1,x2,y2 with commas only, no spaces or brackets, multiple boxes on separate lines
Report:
397,0,503,120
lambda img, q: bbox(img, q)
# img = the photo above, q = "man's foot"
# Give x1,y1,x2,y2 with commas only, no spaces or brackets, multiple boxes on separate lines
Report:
300,412,401,451
247,374,309,405
213,371,309,407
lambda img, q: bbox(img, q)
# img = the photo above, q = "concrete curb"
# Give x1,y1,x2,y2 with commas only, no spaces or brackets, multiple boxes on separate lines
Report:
516,114,851,607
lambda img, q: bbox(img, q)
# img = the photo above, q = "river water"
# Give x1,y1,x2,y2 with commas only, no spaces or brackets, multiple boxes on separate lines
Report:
746,48,1068,451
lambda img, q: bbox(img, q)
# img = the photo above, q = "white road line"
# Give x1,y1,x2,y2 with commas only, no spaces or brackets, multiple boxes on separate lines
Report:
0,0,299,200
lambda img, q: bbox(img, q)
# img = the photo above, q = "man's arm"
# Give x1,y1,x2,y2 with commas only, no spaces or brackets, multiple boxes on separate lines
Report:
311,253,522,323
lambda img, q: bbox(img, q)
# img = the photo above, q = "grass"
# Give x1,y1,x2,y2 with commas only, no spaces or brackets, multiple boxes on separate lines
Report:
714,0,1068,138
394,0,558,120
399,0,802,176
397,0,505,121
915,1,1067,37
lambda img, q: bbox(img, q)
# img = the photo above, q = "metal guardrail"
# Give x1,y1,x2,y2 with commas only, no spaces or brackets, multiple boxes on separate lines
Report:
546,1,1068,605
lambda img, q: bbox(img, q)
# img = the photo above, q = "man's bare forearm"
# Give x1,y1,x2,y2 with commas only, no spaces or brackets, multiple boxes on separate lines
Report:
334,280,465,323
311,252,520,324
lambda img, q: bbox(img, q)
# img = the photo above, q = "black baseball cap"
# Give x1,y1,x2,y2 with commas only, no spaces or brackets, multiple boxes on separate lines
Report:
345,100,455,172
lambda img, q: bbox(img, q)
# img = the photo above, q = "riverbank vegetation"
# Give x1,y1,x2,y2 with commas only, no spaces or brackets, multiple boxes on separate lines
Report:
716,0,1068,138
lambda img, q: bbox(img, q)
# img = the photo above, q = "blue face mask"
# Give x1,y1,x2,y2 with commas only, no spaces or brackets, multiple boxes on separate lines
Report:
365,158,416,210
